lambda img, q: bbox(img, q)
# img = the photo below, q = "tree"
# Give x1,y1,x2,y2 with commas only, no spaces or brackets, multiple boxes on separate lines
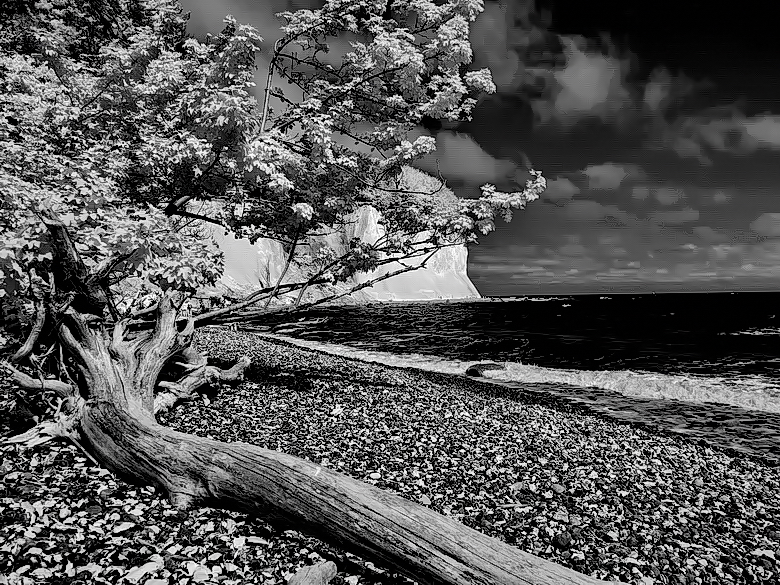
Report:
0,1,615,583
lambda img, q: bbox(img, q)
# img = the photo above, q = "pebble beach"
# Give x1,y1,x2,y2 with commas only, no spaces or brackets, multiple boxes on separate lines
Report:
178,327,779,584
2,326,779,585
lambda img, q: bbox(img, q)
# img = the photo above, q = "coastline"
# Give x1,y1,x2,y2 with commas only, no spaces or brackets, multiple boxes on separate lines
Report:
239,329,780,467
181,327,778,583
2,327,778,584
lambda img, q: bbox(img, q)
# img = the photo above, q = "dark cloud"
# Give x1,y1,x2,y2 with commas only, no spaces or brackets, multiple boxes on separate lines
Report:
693,226,729,244
647,208,700,225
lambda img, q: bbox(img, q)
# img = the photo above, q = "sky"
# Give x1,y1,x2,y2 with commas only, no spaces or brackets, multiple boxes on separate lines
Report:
180,0,780,295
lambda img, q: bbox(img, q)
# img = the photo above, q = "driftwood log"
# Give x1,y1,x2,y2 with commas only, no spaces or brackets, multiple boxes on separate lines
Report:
4,211,616,585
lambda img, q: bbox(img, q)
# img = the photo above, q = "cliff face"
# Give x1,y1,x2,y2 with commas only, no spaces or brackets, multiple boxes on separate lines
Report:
211,167,480,304
213,205,479,303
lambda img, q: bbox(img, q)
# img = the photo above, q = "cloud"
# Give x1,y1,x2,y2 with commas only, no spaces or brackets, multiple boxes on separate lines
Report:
654,186,685,206
742,116,780,149
562,200,636,229
648,208,700,225
604,246,628,257
564,200,607,221
559,243,588,256
642,67,707,114
543,177,580,203
750,213,780,237
712,190,731,204
632,185,650,200
582,162,645,190
469,0,534,93
507,244,539,256
649,107,780,164
510,266,547,274
531,35,634,128
728,229,767,244
412,130,520,188
694,226,729,243
707,244,744,261
458,0,761,171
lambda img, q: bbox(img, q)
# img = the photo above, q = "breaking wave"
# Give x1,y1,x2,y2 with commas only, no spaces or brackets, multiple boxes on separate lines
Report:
720,327,780,336
256,332,780,414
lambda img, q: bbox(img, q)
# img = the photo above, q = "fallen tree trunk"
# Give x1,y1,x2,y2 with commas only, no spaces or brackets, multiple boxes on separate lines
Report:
7,293,615,585
80,404,613,585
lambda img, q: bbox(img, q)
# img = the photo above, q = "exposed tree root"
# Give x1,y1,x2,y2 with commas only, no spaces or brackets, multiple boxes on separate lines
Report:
154,348,250,414
3,288,614,585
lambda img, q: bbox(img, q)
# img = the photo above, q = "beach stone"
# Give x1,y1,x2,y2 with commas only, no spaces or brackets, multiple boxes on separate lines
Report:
553,531,572,549
553,509,569,523
465,362,506,377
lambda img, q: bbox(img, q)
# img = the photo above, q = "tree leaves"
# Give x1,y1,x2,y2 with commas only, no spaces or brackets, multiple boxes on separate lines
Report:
1,0,546,321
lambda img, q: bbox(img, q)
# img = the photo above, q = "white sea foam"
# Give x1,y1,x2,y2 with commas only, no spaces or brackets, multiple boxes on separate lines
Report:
720,327,780,336
258,332,780,414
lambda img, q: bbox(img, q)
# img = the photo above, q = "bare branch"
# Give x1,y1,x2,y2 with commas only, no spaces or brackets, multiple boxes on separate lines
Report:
261,36,290,133
58,322,94,371
154,352,250,414
1,361,74,398
293,249,439,312
150,290,180,348
194,279,328,325
263,224,301,309
88,249,139,286
2,396,95,464
11,284,48,364
167,208,226,227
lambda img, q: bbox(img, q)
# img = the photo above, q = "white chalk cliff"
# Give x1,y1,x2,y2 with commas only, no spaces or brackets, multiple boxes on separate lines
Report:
212,169,480,303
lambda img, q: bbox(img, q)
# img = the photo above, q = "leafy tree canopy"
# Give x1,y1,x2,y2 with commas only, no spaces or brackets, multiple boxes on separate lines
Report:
0,0,546,329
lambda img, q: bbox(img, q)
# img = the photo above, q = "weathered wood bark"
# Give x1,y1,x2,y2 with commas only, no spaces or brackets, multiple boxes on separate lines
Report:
154,347,250,414
288,561,338,585
7,292,615,585
79,406,613,585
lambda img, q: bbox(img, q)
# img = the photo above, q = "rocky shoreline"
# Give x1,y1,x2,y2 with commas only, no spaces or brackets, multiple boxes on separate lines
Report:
178,328,778,584
246,332,780,468
2,327,779,585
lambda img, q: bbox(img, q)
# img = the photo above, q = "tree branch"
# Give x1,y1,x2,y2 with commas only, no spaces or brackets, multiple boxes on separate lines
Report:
167,208,226,227
194,278,329,325
261,36,290,134
292,249,439,312
154,349,250,414
263,224,301,309
37,206,107,316
1,361,75,398
11,288,47,364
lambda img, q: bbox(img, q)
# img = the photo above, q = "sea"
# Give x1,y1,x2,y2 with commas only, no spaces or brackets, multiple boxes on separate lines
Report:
239,291,780,463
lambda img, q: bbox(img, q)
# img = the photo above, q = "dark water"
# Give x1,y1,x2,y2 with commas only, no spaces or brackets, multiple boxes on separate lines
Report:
249,293,780,408
241,292,780,462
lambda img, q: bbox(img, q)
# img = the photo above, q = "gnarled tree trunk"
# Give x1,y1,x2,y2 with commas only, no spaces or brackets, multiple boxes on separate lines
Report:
6,292,613,585
4,210,614,585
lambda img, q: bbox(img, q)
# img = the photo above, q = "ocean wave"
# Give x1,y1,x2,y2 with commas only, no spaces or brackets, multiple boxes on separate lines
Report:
257,332,780,414
719,327,780,336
